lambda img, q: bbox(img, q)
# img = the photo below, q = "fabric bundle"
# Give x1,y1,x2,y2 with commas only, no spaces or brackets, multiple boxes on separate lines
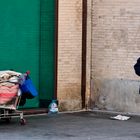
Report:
0,70,21,104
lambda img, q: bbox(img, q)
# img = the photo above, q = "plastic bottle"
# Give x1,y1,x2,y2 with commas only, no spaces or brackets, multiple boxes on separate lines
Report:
48,100,58,114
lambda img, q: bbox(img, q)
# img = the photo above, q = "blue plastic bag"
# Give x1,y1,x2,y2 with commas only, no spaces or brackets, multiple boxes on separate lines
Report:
20,76,38,99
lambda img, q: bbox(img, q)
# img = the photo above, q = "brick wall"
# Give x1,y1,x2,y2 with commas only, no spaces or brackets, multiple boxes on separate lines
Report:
57,0,82,111
91,0,140,113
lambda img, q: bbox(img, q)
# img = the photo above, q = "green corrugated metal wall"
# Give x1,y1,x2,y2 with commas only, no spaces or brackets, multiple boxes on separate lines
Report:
0,0,55,108
39,0,55,101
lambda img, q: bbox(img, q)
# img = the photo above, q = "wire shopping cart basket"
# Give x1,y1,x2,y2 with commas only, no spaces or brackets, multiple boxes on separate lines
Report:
0,70,28,125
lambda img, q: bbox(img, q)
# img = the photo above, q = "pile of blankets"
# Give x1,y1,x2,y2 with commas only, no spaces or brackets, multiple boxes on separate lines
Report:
0,70,21,105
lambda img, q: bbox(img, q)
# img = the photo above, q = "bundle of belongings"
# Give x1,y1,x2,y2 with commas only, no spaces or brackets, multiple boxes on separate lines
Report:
0,70,38,106
0,70,21,105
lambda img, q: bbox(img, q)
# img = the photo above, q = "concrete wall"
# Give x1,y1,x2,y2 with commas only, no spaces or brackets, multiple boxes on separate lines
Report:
57,0,82,111
91,0,140,113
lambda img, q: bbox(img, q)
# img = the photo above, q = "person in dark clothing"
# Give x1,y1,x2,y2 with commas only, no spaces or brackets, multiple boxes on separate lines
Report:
134,57,140,76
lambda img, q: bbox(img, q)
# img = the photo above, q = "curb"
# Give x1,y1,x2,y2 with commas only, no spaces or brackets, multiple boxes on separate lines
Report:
90,109,140,119
22,108,48,115
21,108,140,119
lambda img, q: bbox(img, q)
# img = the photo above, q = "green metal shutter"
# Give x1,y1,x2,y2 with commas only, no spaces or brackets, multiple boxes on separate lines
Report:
0,0,55,108
39,0,55,102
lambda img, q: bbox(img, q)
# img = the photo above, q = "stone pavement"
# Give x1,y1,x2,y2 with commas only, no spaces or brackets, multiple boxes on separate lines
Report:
0,111,140,140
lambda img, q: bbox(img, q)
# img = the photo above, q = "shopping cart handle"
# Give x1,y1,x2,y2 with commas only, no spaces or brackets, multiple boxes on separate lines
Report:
26,71,30,75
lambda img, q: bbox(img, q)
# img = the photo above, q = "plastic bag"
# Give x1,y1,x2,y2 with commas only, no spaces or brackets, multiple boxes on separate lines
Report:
20,76,38,99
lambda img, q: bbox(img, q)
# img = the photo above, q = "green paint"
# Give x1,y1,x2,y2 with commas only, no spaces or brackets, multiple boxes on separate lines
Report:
0,0,55,108
39,0,55,100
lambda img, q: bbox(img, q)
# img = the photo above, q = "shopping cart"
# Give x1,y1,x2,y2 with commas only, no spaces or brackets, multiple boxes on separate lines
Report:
0,70,27,125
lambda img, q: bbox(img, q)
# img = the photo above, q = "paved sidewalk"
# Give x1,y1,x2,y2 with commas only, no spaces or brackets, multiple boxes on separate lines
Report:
0,111,140,140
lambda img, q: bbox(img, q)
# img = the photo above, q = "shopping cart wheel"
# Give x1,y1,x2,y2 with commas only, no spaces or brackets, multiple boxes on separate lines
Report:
20,119,26,125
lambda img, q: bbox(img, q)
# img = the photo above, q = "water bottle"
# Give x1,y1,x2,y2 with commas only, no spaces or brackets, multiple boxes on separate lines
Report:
48,100,58,114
